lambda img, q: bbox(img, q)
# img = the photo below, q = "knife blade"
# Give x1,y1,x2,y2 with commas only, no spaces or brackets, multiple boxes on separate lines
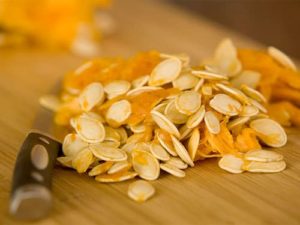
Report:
10,105,63,220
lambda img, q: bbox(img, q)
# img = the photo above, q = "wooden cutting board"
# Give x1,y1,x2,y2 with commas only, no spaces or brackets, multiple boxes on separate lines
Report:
1,0,300,224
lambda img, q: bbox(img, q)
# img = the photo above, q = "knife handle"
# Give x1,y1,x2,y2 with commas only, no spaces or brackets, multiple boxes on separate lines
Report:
10,132,61,220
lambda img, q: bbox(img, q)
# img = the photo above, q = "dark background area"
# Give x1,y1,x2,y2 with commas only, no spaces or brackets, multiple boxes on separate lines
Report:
168,0,300,58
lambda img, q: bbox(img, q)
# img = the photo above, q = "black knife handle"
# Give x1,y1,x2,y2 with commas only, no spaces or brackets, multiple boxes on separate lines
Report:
10,132,61,220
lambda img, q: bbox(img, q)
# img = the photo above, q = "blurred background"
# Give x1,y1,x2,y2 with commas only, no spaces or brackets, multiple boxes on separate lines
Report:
0,0,299,58
0,0,300,57
167,0,300,58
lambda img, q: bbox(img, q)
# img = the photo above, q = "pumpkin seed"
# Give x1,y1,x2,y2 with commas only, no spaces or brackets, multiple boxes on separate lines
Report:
218,154,244,174
186,105,205,129
175,90,201,115
268,46,296,71
231,70,261,89
149,58,182,86
250,118,287,147
106,100,132,127
204,111,220,134
209,93,241,116
172,73,199,90
72,148,94,173
151,110,180,138
244,150,283,162
171,135,194,167
164,100,188,124
166,157,188,169
108,161,132,174
95,171,138,182
128,180,155,202
89,144,127,161
62,133,89,156
160,163,185,178
74,115,105,143
88,161,114,176
245,160,286,173
241,84,267,103
104,80,131,99
79,82,104,111
188,128,200,161
132,75,150,89
132,149,160,180
150,142,170,161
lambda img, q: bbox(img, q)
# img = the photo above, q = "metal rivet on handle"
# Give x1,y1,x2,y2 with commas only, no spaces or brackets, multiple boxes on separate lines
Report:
30,145,49,170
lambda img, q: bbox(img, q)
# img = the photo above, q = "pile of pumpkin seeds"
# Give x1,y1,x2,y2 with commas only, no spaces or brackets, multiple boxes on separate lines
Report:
40,40,289,202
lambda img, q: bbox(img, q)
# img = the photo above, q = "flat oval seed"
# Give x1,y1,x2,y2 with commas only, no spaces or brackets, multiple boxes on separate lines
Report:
81,111,105,123
62,133,89,156
166,157,188,169
209,94,241,116
214,38,237,63
250,118,287,147
95,171,138,183
107,161,131,174
218,154,244,174
248,98,267,113
74,116,105,143
132,75,150,89
268,46,297,71
193,78,205,91
130,123,146,133
72,148,94,173
160,163,185,178
89,144,127,162
88,161,114,176
149,58,182,86
191,70,228,80
57,156,74,168
164,100,188,124
104,126,121,142
239,105,259,117
179,125,193,141
245,150,284,162
150,142,170,161
79,82,104,111
115,127,128,145
188,128,200,161
128,180,155,203
153,101,170,113
186,105,205,129
134,142,151,152
231,70,261,89
241,84,267,103
106,100,132,127
171,135,194,167
126,86,162,97
160,53,190,66
175,91,201,115
151,110,180,138
216,83,249,104
104,80,131,99
132,149,160,180
172,73,199,90
204,111,220,134
156,129,178,156
227,116,250,130
245,160,286,173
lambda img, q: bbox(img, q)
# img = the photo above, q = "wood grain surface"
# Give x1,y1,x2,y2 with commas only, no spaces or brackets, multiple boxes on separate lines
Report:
0,0,300,224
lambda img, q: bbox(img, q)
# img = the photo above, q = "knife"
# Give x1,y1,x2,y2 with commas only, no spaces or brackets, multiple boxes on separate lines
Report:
9,105,63,220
